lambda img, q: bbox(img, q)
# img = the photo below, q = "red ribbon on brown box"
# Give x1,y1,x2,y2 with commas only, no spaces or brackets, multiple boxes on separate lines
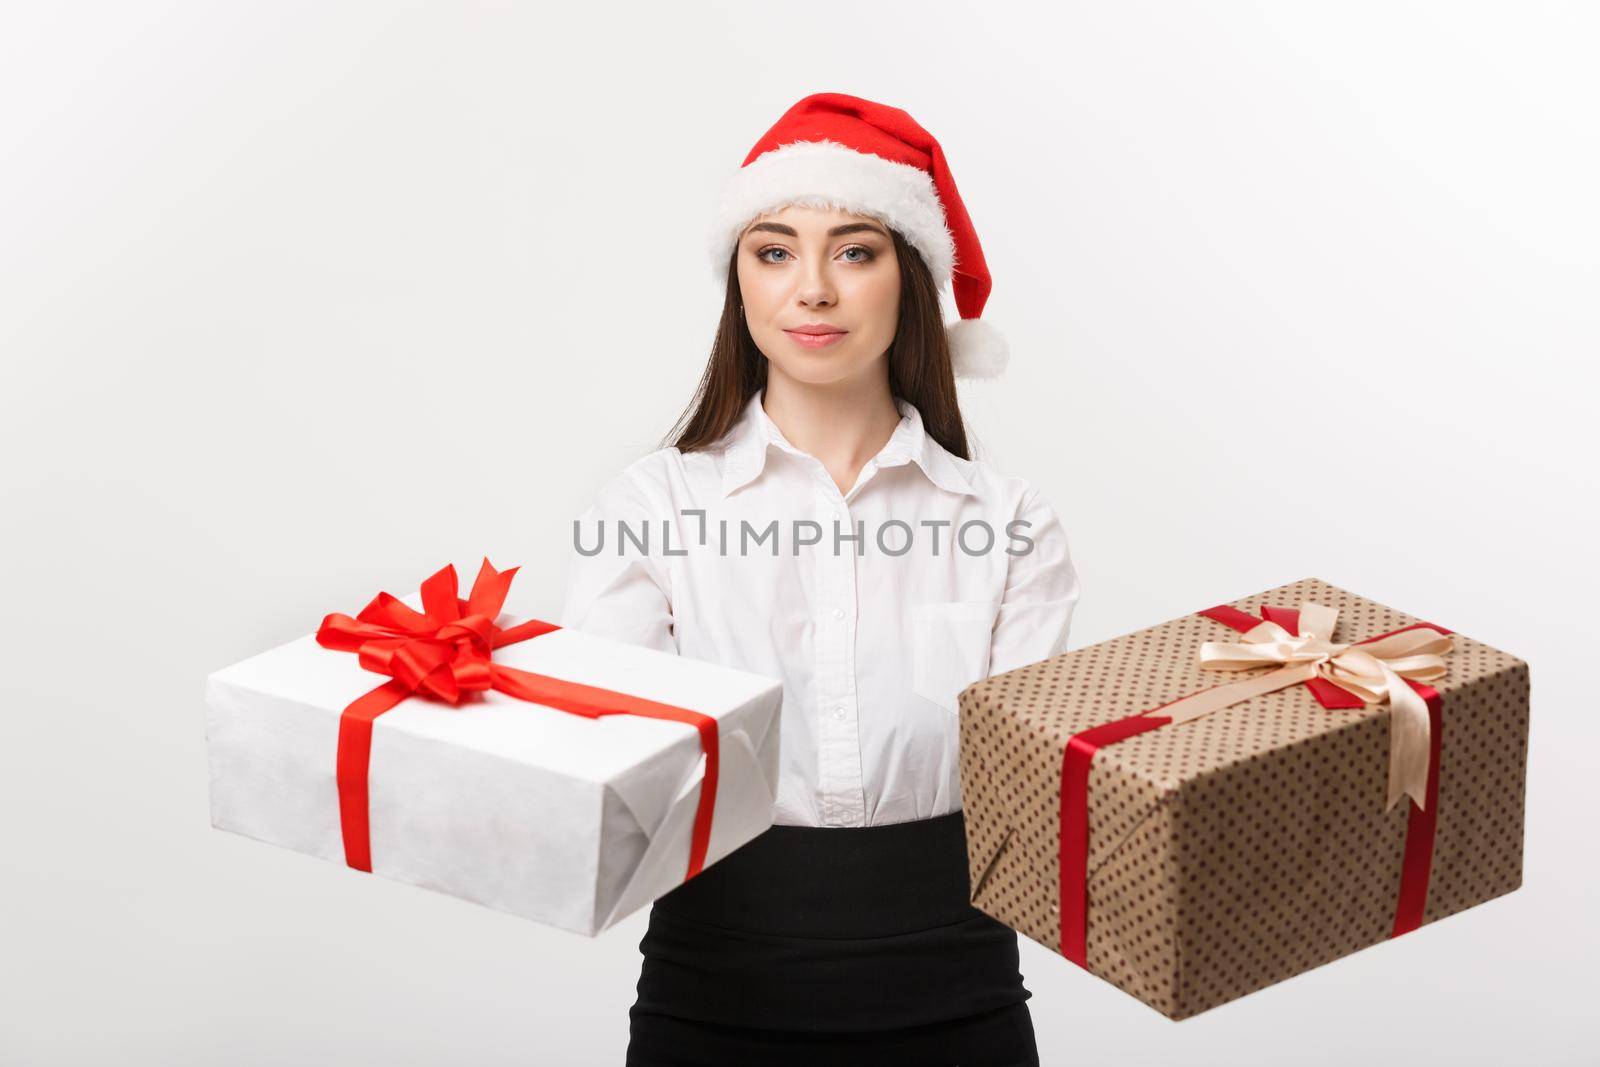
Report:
1056,601,1453,967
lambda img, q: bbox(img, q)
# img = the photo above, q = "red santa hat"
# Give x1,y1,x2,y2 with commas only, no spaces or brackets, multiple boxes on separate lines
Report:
708,92,1008,380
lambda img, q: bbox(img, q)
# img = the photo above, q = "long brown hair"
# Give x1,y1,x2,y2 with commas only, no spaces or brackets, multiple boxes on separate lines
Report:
661,227,972,460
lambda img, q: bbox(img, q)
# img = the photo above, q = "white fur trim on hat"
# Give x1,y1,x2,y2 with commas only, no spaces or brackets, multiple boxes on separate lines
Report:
708,139,955,285
946,317,1009,380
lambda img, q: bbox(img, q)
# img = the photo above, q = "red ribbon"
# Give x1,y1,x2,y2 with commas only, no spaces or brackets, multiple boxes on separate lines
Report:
1057,603,1453,967
315,558,719,880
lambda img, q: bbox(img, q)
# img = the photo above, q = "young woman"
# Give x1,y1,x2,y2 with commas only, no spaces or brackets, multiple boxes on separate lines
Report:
560,93,1080,1067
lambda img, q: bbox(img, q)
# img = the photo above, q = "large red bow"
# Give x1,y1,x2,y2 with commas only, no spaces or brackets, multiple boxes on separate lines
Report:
316,559,719,880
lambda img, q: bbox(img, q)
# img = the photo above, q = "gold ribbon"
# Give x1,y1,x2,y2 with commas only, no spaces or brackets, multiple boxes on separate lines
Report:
1155,602,1454,812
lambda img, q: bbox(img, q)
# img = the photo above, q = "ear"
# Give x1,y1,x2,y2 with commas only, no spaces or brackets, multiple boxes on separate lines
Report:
946,318,1009,380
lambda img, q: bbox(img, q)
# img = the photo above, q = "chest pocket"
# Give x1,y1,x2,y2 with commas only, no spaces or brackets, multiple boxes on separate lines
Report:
910,600,998,716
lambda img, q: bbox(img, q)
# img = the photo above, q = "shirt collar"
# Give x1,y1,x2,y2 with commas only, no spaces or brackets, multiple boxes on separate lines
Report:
719,389,977,498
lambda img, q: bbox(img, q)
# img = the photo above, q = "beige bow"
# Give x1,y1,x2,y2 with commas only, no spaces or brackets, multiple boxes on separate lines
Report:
1155,602,1453,812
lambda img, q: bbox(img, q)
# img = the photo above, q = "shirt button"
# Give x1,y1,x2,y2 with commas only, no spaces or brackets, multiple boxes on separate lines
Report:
833,706,846,721
832,608,845,620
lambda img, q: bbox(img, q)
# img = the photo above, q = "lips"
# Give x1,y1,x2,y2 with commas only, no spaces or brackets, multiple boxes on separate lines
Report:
783,325,849,350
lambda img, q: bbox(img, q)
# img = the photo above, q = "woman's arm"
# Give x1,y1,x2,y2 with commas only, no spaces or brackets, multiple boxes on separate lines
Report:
559,464,678,654
989,485,1082,677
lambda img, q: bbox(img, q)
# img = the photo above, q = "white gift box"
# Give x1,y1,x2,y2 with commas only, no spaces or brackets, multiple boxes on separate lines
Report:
205,591,782,936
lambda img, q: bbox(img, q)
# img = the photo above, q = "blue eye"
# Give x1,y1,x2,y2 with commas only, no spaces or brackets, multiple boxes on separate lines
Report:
755,245,875,264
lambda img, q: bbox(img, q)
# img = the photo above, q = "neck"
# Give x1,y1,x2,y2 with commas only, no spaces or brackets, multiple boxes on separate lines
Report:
761,369,902,497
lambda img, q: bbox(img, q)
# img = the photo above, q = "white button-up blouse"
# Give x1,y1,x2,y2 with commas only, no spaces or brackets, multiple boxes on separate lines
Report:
559,389,1081,828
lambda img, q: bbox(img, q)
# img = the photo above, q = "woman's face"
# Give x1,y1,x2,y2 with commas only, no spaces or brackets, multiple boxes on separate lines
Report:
735,203,902,386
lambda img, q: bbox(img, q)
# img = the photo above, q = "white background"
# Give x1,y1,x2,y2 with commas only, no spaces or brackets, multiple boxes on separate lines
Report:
3,2,1595,1064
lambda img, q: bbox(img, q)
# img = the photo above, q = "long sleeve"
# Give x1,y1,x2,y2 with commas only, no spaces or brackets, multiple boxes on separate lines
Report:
559,464,679,655
987,485,1082,677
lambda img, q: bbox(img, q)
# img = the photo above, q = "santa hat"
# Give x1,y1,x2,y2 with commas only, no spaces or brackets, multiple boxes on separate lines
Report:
708,92,1008,380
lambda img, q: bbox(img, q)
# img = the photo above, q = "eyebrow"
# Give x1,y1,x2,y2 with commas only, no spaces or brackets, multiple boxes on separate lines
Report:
743,221,890,240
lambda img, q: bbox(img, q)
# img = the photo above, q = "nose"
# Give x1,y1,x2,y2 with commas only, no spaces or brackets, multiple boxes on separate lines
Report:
796,257,836,308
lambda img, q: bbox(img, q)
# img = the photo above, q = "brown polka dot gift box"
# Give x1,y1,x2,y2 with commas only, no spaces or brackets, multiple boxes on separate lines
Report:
956,576,1529,1021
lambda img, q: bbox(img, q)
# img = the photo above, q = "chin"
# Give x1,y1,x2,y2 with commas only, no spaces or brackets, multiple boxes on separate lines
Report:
769,353,877,386
762,336,885,384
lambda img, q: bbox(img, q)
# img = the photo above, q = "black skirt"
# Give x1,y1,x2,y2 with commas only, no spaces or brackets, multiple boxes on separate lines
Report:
625,809,1039,1067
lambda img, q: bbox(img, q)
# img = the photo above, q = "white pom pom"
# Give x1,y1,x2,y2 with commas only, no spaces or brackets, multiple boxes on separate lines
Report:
946,318,1009,379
